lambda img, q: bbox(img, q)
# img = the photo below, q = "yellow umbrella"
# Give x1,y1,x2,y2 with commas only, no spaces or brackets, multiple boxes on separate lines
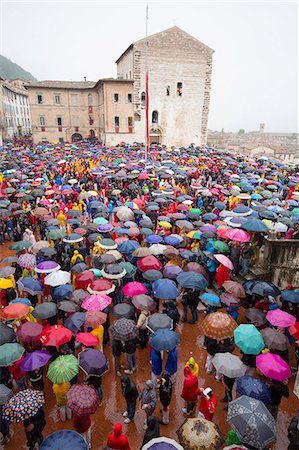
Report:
158,221,172,228
0,278,14,289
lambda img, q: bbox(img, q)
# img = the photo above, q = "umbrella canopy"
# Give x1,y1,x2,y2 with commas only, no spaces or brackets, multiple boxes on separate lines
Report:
78,348,108,377
256,353,291,381
1,303,29,320
110,318,137,341
176,417,223,450
84,310,107,328
0,323,16,345
39,430,89,450
81,294,112,311
17,277,43,295
152,279,179,299
261,328,290,351
18,253,36,269
236,376,272,404
32,302,57,319
76,332,99,347
67,383,101,416
225,228,250,242
213,353,247,378
200,293,221,307
228,396,276,450
177,272,208,290
147,313,173,332
266,309,296,327
17,322,43,343
0,383,13,405
163,265,183,280
123,282,147,296
58,300,79,313
113,303,134,319
19,350,52,372
35,260,61,274
132,294,156,311
44,270,71,287
201,312,237,340
214,254,234,270
0,343,25,366
137,255,162,272
223,281,246,298
245,308,267,327
281,290,299,304
64,312,86,332
234,324,264,355
3,389,45,422
47,355,79,384
141,437,184,450
149,329,179,351
75,271,96,290
243,279,280,297
40,324,72,346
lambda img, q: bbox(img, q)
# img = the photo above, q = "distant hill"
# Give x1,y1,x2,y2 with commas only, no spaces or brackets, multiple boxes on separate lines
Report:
0,55,37,81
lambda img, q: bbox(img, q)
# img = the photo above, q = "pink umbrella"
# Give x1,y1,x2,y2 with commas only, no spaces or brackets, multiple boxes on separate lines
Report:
256,353,291,381
18,254,36,269
76,332,99,347
122,282,147,296
115,237,129,245
17,322,43,343
225,228,250,242
81,294,112,311
266,309,296,327
214,254,234,270
137,256,162,272
220,292,241,306
184,262,206,276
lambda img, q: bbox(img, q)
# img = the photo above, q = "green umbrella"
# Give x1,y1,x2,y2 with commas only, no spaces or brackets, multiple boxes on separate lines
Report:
0,343,25,366
234,324,264,355
46,229,66,240
189,208,202,215
140,228,153,237
119,262,137,277
213,241,230,253
89,268,102,277
10,241,32,251
291,208,299,215
47,355,78,384
261,190,272,199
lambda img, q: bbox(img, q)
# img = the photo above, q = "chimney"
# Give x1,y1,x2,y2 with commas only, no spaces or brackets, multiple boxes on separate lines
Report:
84,76,86,82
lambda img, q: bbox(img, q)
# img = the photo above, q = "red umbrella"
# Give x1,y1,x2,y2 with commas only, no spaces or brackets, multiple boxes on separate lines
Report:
85,310,107,328
76,332,99,347
216,227,230,238
17,322,43,343
87,279,115,295
1,303,29,320
137,255,162,272
75,271,96,290
39,325,72,346
289,322,299,340
185,262,206,276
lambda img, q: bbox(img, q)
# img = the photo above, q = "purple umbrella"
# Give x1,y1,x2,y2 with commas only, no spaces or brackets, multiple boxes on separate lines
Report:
78,349,108,377
35,261,61,274
98,223,114,233
163,265,183,279
201,224,217,234
19,350,51,371
17,322,43,343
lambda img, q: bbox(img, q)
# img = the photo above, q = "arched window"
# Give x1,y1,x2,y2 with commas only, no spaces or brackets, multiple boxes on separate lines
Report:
141,91,146,106
152,110,158,124
88,94,93,105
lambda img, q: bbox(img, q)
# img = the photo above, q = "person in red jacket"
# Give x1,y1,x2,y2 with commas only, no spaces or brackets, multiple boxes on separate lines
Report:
8,356,27,391
197,387,217,421
106,422,131,450
73,413,92,448
181,366,198,415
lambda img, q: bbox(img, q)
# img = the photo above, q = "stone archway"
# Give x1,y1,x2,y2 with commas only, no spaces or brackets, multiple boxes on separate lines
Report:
89,129,95,138
149,126,162,144
71,133,83,142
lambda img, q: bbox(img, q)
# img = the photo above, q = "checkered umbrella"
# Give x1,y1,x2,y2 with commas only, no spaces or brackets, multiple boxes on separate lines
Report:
110,318,137,341
3,389,44,422
18,253,36,269
67,384,100,416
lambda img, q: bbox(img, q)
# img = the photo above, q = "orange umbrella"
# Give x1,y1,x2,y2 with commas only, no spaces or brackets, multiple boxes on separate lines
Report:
201,312,237,340
2,303,30,320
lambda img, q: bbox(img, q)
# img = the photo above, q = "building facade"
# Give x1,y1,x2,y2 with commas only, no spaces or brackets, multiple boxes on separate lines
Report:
25,26,214,146
0,78,31,143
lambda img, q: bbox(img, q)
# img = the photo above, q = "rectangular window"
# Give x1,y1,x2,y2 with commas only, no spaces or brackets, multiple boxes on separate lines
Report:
113,93,119,103
54,94,61,104
128,93,132,103
57,116,62,126
39,116,45,126
37,94,43,104
70,94,78,105
177,82,183,96
114,116,120,127
128,117,133,127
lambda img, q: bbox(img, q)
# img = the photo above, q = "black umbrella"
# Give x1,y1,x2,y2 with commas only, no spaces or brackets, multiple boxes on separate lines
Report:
32,302,57,319
113,303,134,319
38,247,57,257
0,256,18,264
147,313,173,332
0,323,16,345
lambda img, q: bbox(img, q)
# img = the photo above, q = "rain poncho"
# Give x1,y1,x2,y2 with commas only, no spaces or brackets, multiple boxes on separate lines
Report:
185,355,199,378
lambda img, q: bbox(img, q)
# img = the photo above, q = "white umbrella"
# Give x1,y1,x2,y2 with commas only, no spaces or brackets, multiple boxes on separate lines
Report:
213,352,247,378
115,206,134,221
44,270,71,287
150,244,167,255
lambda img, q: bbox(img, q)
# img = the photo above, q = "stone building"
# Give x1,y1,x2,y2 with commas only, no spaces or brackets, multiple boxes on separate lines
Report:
0,78,31,143
26,26,214,146
116,26,214,146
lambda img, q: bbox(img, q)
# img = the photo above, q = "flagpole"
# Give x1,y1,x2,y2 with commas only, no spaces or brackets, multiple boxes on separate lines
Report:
145,3,149,161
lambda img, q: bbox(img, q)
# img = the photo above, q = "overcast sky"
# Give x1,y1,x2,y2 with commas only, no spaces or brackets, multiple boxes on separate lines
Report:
1,1,298,133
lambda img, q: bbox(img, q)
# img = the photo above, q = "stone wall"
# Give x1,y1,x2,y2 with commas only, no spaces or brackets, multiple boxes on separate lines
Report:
262,237,299,288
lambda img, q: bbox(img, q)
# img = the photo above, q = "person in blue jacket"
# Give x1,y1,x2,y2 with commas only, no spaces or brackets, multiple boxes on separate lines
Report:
165,347,178,383
150,348,162,386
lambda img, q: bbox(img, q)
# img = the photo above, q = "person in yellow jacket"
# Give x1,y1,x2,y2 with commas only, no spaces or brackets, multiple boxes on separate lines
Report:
185,355,199,378
57,210,66,228
70,250,83,266
72,202,80,211
90,324,104,351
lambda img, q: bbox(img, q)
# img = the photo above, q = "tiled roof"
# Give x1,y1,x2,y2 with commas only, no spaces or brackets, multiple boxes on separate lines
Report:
25,80,96,89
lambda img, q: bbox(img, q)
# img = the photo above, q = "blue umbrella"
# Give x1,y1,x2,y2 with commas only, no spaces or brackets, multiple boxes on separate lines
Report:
214,201,226,210
179,250,197,261
10,298,32,306
243,279,280,297
200,292,221,306
259,210,278,220
143,270,163,281
52,284,74,302
146,235,163,244
149,329,180,351
177,272,208,290
118,240,140,254
64,312,86,332
281,290,299,304
66,218,80,225
242,219,269,232
251,193,263,200
17,278,43,296
202,213,217,222
236,376,271,404
39,430,89,450
164,235,180,246
233,205,252,216
152,279,179,299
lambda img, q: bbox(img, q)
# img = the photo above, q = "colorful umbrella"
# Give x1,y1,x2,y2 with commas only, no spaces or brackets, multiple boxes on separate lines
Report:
0,278,14,289
75,271,96,290
17,322,43,343
47,355,78,384
19,350,52,371
64,312,86,332
201,312,237,340
40,324,72,346
67,384,101,416
152,279,179,299
87,279,115,295
177,418,223,450
84,310,107,328
1,303,29,320
141,437,184,450
35,260,61,274
3,389,45,422
234,324,264,355
177,272,208,290
223,281,246,298
78,348,108,377
81,294,112,311
266,309,296,327
256,353,291,381
123,282,147,296
289,322,299,340
225,228,250,242
76,332,99,347
236,376,272,404
132,294,156,311
200,293,221,307
0,343,25,366
214,254,234,270
18,253,36,269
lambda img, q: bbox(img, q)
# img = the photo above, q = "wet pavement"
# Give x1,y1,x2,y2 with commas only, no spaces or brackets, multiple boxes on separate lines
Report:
0,242,297,450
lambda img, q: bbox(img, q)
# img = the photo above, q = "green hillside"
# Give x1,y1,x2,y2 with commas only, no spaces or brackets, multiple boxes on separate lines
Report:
0,55,36,81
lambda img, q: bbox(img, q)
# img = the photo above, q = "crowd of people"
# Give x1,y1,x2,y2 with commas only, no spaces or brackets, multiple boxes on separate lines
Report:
0,141,299,450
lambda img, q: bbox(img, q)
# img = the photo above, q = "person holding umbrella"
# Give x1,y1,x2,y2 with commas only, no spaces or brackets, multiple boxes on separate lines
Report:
121,375,139,424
